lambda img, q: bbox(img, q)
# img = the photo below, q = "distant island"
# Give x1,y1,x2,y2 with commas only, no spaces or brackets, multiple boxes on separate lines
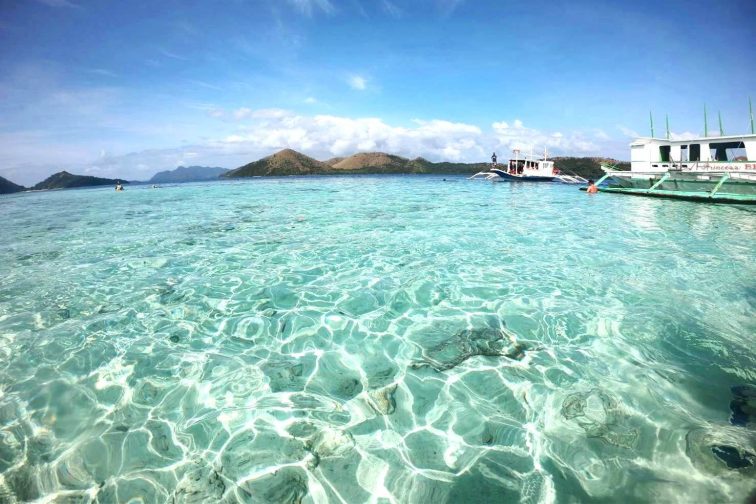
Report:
223,149,628,179
0,175,25,194
31,171,128,191
0,152,629,194
148,165,229,183
223,149,492,177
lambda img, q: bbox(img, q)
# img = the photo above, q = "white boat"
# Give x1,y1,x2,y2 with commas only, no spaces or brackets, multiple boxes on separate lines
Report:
597,132,756,202
470,149,587,183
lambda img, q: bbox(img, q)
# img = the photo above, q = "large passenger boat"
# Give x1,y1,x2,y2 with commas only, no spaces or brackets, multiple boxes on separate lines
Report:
596,108,756,203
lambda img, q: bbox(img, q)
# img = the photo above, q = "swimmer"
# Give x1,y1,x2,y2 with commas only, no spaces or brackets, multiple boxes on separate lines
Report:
586,180,598,194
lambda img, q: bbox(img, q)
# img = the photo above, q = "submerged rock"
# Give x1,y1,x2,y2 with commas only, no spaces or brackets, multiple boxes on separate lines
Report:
367,384,397,415
561,389,638,449
173,461,226,503
711,445,755,469
729,385,756,427
236,467,308,504
307,428,355,459
686,427,756,474
413,327,532,372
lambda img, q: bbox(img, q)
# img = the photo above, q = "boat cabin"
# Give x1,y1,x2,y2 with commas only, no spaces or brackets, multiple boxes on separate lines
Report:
629,133,756,173
506,153,555,176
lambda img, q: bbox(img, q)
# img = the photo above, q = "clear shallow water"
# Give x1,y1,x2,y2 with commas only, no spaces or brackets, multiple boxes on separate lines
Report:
0,176,754,503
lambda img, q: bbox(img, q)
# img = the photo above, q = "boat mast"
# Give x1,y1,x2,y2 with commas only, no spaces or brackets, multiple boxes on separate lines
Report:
649,111,655,137
718,111,724,136
750,97,754,134
704,105,708,137
665,114,670,140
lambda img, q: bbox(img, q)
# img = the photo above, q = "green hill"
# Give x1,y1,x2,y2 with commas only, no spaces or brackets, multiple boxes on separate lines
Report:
224,149,330,177
0,175,25,194
32,171,128,191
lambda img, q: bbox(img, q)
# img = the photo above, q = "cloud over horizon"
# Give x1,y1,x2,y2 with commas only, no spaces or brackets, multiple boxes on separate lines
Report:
1,109,614,185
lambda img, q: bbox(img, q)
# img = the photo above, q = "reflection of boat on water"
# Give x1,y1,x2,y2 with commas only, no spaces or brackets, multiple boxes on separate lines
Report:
470,149,587,184
595,110,756,203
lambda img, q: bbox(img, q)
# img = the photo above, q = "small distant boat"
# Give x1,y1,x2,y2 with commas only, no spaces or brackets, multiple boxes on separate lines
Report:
470,149,587,184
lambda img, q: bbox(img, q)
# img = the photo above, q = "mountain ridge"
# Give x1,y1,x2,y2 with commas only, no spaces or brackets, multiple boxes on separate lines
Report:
148,165,229,183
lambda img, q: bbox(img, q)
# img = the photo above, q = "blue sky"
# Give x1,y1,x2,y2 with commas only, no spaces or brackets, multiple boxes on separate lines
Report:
0,0,754,184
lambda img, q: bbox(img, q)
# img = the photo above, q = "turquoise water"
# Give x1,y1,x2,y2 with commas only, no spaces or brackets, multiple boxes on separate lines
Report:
0,176,754,503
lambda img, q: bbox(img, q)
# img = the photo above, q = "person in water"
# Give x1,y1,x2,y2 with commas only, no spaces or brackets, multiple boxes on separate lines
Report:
586,180,598,193
115,182,124,191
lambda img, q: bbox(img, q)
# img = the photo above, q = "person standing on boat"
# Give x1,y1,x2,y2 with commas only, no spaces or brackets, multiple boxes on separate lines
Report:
491,152,497,167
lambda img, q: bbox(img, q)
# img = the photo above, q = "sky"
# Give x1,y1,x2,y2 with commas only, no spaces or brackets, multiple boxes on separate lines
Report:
0,0,754,185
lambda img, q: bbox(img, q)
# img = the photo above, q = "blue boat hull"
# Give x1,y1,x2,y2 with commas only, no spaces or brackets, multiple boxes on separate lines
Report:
490,169,555,182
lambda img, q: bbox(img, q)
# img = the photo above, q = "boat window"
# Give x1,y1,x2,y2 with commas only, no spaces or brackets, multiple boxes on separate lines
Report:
680,145,689,162
689,144,700,161
709,141,747,161
659,145,671,162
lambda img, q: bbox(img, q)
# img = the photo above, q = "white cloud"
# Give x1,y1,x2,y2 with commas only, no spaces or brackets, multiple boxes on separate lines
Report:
669,131,699,141
492,119,599,154
304,96,318,104
0,103,616,185
348,75,367,90
617,125,640,138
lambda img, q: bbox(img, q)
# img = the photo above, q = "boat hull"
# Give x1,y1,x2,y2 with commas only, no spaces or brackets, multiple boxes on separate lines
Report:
490,169,555,182
606,173,756,196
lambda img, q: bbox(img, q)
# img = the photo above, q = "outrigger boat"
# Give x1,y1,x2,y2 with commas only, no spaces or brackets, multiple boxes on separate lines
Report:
595,118,756,203
470,149,587,184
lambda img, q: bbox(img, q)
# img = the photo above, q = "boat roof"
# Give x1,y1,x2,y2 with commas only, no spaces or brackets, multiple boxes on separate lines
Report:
631,133,756,146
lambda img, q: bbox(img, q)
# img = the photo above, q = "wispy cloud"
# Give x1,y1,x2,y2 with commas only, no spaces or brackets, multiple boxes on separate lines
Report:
437,0,464,16
617,125,640,138
287,0,335,16
187,79,223,91
381,0,403,18
348,75,367,90
88,68,118,78
304,96,318,104
34,0,81,8
159,48,188,61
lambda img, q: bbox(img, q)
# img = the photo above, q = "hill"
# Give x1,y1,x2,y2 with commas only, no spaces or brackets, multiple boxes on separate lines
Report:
0,175,25,194
148,165,228,183
224,149,331,177
225,149,491,177
330,152,414,173
31,171,127,191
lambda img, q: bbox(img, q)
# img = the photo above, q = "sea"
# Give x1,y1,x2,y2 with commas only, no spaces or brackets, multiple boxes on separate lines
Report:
0,175,754,503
